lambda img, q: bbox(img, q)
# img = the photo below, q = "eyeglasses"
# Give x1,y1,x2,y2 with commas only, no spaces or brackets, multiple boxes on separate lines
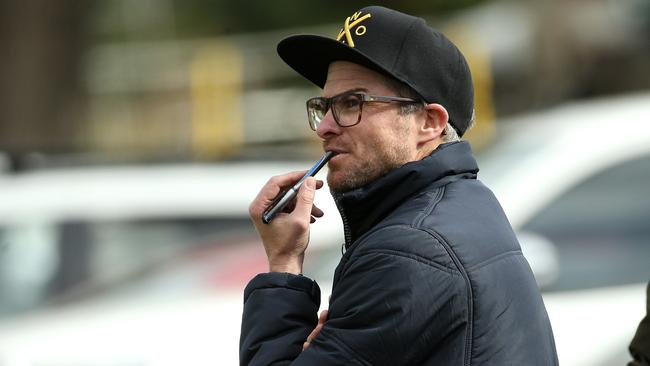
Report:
305,92,423,130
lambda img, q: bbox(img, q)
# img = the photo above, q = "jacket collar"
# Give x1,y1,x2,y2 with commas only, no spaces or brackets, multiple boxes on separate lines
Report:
332,141,479,247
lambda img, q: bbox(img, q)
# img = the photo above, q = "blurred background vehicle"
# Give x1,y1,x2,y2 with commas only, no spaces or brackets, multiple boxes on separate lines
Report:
477,92,650,366
0,162,341,365
1,0,649,365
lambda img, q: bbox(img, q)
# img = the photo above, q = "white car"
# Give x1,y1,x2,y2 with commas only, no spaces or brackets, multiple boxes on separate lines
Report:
0,92,648,365
0,161,342,366
477,92,650,366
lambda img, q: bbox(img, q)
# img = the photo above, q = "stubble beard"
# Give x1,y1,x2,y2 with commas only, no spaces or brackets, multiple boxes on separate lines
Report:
328,130,412,194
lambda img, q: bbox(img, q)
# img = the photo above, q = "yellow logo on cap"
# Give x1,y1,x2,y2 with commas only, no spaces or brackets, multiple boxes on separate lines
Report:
336,11,372,48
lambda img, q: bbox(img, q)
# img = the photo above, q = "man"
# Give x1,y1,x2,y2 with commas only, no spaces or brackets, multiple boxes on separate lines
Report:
629,283,650,366
241,6,558,365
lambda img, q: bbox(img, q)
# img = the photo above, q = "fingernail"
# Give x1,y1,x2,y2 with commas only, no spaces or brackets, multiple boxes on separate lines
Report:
305,178,315,189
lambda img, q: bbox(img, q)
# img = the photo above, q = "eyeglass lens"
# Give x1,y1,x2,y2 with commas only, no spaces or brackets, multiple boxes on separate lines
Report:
307,94,363,130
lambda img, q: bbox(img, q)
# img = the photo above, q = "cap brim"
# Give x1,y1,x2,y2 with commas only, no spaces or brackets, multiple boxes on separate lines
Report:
277,34,395,89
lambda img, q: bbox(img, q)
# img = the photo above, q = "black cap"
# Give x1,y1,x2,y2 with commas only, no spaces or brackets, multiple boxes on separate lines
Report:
277,6,474,136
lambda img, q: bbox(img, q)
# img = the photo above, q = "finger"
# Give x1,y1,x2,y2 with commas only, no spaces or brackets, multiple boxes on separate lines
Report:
284,200,323,217
282,198,297,213
309,323,324,342
307,313,326,340
306,323,322,343
319,309,329,323
256,171,308,204
293,177,317,220
265,177,323,214
303,310,328,351
283,200,323,218
249,171,307,217
311,204,324,218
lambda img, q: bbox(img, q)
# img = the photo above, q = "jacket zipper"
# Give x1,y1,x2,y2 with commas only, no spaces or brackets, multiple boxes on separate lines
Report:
335,197,352,254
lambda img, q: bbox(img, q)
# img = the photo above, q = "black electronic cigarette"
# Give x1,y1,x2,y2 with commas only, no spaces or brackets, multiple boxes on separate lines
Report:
262,151,337,224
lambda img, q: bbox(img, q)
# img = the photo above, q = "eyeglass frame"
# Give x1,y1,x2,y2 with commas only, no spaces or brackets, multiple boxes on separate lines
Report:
305,91,424,131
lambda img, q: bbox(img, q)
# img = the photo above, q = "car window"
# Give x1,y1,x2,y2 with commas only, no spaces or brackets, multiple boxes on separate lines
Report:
0,217,256,318
522,153,650,291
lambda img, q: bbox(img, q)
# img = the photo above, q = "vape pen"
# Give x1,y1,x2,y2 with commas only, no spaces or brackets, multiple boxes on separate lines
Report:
262,151,336,224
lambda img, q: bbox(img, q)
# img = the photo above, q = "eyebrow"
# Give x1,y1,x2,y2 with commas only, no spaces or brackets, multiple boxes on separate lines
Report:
324,87,369,98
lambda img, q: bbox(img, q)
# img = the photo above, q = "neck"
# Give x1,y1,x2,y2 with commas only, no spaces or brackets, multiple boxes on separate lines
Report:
414,138,443,161
333,141,479,247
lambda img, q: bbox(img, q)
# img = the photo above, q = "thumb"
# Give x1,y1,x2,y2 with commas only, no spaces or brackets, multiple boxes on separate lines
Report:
294,177,316,219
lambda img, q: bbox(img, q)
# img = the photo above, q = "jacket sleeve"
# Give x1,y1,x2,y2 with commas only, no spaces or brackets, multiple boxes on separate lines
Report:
240,272,321,366
240,227,466,366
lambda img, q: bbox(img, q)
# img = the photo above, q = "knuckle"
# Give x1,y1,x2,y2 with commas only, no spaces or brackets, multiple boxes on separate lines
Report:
294,219,309,232
268,175,281,185
248,205,258,219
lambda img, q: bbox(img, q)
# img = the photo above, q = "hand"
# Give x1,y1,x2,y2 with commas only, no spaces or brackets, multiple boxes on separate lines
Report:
249,171,324,274
303,310,329,351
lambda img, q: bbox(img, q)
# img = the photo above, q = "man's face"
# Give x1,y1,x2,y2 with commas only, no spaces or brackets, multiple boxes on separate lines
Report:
318,61,421,193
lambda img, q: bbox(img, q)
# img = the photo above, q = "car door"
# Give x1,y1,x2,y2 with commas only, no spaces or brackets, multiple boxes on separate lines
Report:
519,152,650,366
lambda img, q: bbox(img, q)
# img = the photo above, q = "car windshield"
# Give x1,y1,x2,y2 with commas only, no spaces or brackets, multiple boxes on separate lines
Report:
475,123,650,293
521,153,650,291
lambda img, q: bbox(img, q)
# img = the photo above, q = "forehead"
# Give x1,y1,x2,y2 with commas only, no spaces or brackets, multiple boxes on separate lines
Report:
323,61,395,97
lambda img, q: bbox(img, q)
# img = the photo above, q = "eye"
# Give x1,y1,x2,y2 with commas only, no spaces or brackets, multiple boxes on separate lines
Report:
336,94,361,110
308,98,327,113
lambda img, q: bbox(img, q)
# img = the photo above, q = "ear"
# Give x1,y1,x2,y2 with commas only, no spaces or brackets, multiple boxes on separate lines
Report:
416,103,448,145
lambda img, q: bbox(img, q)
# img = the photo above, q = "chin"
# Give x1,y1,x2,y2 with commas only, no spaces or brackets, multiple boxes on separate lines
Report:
327,170,370,193
327,171,352,193
326,172,344,193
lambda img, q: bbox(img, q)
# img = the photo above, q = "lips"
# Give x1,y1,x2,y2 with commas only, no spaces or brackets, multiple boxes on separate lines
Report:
324,143,349,166
324,146,347,155
326,149,346,161
325,151,347,167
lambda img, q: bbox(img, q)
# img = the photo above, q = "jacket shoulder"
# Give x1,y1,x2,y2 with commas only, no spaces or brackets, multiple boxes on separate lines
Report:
347,222,461,275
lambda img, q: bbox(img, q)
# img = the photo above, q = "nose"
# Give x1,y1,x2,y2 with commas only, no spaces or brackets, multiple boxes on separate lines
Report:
316,110,342,140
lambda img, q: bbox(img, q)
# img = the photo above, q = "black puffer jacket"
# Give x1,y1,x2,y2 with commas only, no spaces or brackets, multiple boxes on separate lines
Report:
240,141,558,365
